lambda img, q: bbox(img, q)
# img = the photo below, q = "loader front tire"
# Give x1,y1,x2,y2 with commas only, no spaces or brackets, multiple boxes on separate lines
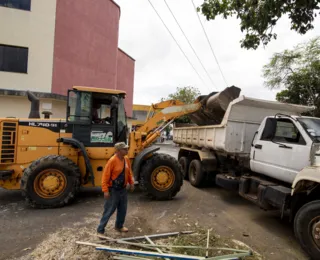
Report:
141,153,183,200
21,155,81,209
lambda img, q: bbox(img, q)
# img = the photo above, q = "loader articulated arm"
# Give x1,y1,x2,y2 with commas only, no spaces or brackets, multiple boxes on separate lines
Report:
128,100,202,157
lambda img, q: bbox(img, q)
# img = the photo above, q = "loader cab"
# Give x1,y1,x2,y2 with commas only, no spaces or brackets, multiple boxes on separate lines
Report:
66,86,127,147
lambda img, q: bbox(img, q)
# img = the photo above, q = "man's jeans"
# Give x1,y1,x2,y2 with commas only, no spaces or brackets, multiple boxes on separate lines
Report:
97,188,128,234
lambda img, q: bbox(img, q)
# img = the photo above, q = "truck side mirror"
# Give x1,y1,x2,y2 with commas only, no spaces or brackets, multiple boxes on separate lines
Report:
261,118,277,140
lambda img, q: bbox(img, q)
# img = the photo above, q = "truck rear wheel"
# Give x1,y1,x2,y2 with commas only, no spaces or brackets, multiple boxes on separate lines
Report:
140,153,183,200
178,156,190,180
20,155,81,209
294,200,320,259
188,159,204,187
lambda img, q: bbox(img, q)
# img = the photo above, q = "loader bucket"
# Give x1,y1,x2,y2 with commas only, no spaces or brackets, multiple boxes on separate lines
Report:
189,85,241,126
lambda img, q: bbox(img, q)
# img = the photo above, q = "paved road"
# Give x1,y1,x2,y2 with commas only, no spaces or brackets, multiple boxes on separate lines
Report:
0,144,309,260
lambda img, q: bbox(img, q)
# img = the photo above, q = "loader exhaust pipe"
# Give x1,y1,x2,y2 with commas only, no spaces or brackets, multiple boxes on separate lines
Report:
26,90,40,119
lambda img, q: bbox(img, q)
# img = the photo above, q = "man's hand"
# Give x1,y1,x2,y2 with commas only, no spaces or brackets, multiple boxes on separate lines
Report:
104,192,110,199
130,185,135,192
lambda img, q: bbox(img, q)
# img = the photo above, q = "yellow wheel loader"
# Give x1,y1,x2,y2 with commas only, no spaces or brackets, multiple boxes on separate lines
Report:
0,85,223,208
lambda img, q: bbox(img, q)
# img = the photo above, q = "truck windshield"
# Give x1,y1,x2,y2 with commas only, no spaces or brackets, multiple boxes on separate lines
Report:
297,117,320,141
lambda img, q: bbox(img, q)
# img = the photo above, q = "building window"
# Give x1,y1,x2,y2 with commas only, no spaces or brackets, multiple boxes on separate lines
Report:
0,0,31,11
0,44,29,73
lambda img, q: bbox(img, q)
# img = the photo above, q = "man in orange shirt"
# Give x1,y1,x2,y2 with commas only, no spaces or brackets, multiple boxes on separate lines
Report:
97,142,135,235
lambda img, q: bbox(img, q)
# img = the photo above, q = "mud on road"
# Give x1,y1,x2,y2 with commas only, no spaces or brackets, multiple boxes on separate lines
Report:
0,144,309,260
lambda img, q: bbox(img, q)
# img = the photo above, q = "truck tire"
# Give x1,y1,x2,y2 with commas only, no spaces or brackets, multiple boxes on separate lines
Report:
294,200,320,259
178,156,190,180
140,153,183,200
188,159,204,187
20,155,81,209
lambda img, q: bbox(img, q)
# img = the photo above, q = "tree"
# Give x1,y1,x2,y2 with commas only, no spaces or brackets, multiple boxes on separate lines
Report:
161,86,201,123
262,36,320,116
162,86,201,104
198,0,320,50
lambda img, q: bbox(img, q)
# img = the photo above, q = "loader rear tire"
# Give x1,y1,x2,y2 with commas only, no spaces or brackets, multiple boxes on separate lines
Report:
20,155,81,209
179,156,190,180
141,153,183,200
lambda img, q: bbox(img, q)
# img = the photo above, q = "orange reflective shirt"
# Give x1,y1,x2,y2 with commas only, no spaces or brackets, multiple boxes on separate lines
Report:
101,154,134,192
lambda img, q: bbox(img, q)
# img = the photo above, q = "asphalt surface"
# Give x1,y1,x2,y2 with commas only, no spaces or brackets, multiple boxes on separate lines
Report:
0,143,309,260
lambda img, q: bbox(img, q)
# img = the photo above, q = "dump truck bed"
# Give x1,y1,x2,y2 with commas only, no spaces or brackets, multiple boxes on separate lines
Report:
173,95,313,155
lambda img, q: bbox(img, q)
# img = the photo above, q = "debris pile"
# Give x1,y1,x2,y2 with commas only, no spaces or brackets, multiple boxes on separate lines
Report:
76,229,260,260
17,213,261,260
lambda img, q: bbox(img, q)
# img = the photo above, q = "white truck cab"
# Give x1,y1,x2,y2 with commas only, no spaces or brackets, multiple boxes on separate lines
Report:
251,115,320,184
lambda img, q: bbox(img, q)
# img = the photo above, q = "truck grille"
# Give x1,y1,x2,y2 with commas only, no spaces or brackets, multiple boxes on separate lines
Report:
0,122,17,164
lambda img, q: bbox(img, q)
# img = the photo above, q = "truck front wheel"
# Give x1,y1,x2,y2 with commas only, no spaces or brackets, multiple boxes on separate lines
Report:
140,153,183,200
294,200,320,259
188,159,204,187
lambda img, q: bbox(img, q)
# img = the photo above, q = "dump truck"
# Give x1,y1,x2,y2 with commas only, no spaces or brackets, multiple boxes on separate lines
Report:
0,86,212,209
174,87,320,259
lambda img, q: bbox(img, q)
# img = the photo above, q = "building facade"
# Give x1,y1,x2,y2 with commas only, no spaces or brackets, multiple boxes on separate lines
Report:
0,0,135,119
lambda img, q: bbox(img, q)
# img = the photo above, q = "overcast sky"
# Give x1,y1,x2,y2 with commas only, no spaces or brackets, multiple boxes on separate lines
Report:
114,0,320,105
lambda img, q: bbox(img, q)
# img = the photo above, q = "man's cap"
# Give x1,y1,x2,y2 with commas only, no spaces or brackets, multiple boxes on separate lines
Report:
115,142,129,151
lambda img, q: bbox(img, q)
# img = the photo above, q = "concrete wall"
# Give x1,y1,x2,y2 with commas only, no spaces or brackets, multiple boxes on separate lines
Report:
51,0,121,96
116,49,135,117
0,0,57,92
0,96,66,119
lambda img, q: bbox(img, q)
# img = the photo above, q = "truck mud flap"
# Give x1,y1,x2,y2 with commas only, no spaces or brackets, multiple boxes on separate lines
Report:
216,174,239,191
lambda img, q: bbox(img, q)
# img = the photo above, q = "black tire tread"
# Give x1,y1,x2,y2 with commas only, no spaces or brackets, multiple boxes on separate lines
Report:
140,153,183,200
20,155,81,209
179,156,190,180
294,200,320,259
188,159,204,187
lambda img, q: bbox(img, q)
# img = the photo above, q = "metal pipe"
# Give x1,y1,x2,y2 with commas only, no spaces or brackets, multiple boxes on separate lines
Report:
206,230,210,258
96,245,202,260
145,235,169,260
120,231,194,241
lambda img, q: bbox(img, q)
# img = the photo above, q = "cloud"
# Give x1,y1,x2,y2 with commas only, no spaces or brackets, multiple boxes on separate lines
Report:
115,0,320,105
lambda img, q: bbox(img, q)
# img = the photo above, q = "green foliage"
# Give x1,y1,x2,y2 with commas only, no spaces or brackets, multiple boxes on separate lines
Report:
162,86,201,104
161,86,201,123
198,0,320,49
263,36,320,116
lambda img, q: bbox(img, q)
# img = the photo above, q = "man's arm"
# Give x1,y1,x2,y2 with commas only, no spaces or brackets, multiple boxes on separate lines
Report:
101,160,113,193
126,158,135,185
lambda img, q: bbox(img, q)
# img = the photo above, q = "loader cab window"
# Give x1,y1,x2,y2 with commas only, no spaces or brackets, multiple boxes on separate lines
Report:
67,90,91,123
92,101,112,125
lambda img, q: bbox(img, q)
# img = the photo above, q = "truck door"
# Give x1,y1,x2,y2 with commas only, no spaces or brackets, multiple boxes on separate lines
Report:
250,117,311,184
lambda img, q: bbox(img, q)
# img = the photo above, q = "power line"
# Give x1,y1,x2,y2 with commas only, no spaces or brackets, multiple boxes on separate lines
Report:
164,0,217,90
191,0,229,87
147,0,208,88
